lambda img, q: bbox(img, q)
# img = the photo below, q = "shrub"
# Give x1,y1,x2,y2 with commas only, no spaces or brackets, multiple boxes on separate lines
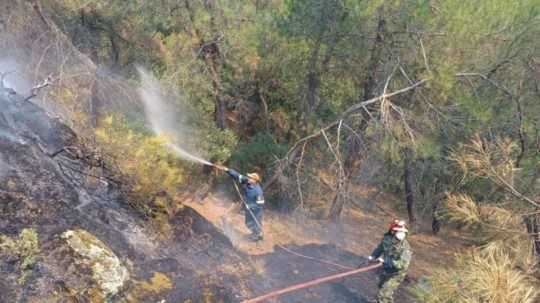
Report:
0,228,40,284
95,115,189,215
230,133,287,175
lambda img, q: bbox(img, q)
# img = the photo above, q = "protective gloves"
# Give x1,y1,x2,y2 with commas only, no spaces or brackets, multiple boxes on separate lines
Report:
366,256,384,263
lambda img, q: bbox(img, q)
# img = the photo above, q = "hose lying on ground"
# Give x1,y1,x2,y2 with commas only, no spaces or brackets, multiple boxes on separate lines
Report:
230,182,354,270
227,170,381,302
241,262,382,303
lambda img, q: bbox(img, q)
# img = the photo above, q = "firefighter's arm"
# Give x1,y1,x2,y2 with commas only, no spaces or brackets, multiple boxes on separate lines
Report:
226,169,247,184
370,241,384,259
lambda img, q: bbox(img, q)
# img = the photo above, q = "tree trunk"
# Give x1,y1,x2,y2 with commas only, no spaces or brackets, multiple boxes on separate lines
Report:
525,214,540,259
328,134,363,220
404,149,416,224
327,7,387,220
432,200,441,234
184,0,227,129
328,169,346,221
301,37,323,129
109,34,120,68
214,94,226,130
89,79,101,127
302,8,344,130
306,37,322,113
259,88,270,132
358,6,386,129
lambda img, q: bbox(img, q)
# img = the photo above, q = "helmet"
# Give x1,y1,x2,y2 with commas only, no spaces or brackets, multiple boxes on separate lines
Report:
247,172,261,183
389,219,408,233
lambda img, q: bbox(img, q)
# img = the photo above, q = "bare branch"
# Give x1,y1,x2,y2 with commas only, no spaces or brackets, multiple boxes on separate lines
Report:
24,74,55,101
455,72,513,98
336,119,343,153
419,37,430,72
379,64,398,131
295,142,307,210
321,129,344,177
263,79,427,189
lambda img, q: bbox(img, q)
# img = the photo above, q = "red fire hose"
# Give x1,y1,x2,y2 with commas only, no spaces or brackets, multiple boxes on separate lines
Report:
241,262,382,303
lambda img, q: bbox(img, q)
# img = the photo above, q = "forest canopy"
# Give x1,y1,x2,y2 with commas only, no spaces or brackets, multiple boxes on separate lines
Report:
1,1,539,301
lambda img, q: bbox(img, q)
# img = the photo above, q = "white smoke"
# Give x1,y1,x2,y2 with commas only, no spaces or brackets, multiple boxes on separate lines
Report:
0,59,32,93
0,156,12,182
137,67,213,166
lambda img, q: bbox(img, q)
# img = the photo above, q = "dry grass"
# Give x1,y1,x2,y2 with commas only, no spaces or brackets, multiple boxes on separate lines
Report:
444,193,482,227
450,135,517,183
250,258,267,277
412,247,539,303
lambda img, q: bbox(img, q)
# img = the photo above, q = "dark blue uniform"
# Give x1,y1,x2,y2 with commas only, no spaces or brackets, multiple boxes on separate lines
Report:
227,169,264,237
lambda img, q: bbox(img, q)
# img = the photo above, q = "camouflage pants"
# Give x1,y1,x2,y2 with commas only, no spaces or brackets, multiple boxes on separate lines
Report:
376,271,406,303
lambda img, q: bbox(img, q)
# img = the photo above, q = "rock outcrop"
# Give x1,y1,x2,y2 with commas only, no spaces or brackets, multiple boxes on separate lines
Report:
62,229,129,299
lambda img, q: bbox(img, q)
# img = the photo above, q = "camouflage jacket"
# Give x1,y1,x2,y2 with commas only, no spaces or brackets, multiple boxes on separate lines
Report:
371,233,412,273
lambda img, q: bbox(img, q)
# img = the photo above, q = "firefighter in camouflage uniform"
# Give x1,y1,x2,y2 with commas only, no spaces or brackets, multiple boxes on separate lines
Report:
368,219,412,303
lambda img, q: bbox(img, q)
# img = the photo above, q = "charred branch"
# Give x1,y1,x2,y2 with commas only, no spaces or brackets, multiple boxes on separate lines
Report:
24,74,55,102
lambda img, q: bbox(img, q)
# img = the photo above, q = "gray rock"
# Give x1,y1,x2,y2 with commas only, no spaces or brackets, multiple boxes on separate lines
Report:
62,229,129,299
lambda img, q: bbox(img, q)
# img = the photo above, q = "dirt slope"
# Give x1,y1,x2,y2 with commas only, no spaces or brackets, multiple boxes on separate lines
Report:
187,188,465,302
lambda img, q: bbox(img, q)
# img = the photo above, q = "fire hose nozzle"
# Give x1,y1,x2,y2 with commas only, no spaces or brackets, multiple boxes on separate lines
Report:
214,165,228,171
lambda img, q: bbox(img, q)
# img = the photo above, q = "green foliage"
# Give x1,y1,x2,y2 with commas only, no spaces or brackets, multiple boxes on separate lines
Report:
200,124,238,164
9,6,539,302
230,133,287,174
34,0,540,227
0,229,40,285
279,0,354,41
95,115,188,214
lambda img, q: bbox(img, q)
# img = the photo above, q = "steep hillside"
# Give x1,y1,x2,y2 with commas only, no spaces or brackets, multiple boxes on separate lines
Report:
0,87,238,302
0,85,415,303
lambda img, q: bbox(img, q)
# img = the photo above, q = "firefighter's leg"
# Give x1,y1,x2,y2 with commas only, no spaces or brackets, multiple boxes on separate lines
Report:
245,207,257,234
376,272,405,303
252,206,263,236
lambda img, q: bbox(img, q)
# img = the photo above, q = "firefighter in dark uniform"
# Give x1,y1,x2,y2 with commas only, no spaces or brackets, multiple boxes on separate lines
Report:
218,166,265,241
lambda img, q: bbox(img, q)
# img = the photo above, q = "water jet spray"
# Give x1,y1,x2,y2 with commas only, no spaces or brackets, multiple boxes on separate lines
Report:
137,67,223,169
